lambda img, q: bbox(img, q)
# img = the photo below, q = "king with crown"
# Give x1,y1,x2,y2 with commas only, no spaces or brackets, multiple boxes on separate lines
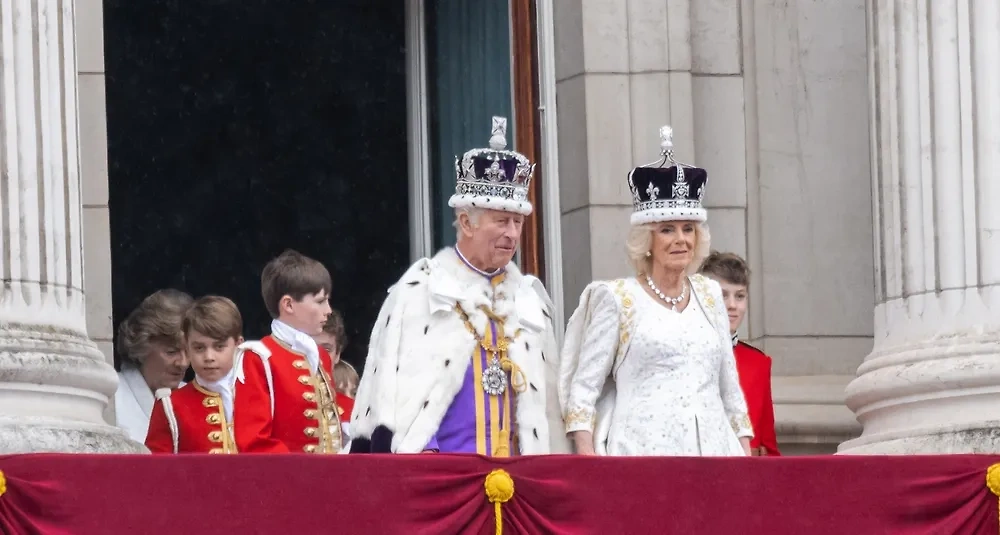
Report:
349,117,570,456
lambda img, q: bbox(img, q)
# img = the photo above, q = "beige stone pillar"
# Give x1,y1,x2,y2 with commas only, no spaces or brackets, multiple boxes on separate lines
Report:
840,0,1000,453
0,0,142,453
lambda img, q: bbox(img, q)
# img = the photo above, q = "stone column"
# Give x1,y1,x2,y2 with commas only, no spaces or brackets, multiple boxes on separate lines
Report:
840,0,1000,453
0,0,142,453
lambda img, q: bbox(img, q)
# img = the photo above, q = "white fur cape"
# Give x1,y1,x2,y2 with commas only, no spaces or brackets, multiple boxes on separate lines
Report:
349,248,571,455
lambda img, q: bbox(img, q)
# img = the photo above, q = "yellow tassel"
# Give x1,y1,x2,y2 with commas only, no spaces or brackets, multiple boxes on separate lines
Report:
987,464,1000,534
0,470,6,498
499,357,527,393
495,430,510,457
484,469,515,535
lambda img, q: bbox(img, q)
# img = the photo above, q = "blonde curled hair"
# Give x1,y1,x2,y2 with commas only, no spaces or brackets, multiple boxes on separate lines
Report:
625,222,712,276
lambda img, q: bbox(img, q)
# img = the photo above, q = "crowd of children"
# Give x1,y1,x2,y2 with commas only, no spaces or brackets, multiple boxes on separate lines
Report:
121,249,360,454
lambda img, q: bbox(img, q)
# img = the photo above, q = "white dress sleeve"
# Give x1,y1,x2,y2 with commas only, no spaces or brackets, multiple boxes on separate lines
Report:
705,280,754,439
562,284,620,434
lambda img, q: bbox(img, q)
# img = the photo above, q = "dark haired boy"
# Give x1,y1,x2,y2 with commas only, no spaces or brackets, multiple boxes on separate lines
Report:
233,250,349,454
700,251,780,456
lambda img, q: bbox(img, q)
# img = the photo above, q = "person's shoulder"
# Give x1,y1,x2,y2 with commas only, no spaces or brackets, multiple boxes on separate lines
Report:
169,382,203,406
578,277,632,293
507,265,557,318
689,273,724,308
175,382,199,394
249,336,279,357
385,257,436,298
736,341,772,366
575,278,632,310
690,273,722,294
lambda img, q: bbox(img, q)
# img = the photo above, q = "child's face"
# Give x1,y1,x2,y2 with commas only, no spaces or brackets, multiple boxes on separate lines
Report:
336,378,358,399
714,279,748,335
312,332,340,364
186,332,240,382
281,290,332,336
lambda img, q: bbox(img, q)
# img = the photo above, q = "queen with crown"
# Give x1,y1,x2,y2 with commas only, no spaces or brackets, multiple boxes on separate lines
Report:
349,117,570,456
558,126,754,457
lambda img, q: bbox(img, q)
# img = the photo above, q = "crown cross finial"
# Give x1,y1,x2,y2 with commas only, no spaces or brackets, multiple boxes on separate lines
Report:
672,181,690,199
490,116,508,150
672,164,689,198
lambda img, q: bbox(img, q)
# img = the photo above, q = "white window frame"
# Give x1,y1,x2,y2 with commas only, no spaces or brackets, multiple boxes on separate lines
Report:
535,0,564,332
405,0,433,260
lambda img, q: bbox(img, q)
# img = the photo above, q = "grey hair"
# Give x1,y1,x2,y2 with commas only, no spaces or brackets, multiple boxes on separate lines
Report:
453,207,485,240
625,222,712,276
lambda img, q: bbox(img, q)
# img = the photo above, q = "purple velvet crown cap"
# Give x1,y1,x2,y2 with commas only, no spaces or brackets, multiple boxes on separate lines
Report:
629,166,708,204
471,156,520,183
448,116,535,216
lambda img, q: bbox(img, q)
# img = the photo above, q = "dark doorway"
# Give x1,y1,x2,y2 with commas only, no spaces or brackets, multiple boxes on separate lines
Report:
104,1,409,370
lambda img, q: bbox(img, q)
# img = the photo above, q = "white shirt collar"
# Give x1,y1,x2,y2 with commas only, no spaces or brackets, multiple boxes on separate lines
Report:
196,371,235,423
454,245,505,279
271,319,320,373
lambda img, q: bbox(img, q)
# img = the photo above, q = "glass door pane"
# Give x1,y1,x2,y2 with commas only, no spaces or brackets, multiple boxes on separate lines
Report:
425,0,514,250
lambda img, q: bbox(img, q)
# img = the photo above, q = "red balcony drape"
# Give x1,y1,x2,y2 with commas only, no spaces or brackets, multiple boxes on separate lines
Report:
0,454,997,534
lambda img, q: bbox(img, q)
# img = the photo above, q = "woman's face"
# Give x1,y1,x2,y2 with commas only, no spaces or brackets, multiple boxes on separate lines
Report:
140,341,189,390
650,221,697,273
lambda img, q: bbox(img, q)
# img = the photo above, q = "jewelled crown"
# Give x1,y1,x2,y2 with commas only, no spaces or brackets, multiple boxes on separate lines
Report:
449,116,536,216
627,125,708,225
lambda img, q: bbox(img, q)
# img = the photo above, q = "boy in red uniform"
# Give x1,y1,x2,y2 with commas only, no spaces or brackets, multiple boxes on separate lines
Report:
700,252,781,456
145,296,243,454
312,308,355,428
233,249,351,453
333,361,359,399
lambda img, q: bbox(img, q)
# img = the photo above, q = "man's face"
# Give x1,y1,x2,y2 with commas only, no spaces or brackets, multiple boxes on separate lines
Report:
186,331,239,383
462,209,524,271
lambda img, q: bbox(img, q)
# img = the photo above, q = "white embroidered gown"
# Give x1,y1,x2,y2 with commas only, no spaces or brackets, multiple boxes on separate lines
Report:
562,277,752,456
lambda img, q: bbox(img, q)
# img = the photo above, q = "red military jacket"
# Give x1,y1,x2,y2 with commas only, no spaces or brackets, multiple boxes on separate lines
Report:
145,381,236,454
734,340,781,456
233,335,350,454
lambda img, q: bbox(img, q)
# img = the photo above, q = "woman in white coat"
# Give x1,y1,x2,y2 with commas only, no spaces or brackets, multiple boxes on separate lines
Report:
559,127,753,456
114,289,193,444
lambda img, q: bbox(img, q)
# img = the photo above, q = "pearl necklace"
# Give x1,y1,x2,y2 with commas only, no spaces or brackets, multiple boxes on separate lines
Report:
645,275,688,311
